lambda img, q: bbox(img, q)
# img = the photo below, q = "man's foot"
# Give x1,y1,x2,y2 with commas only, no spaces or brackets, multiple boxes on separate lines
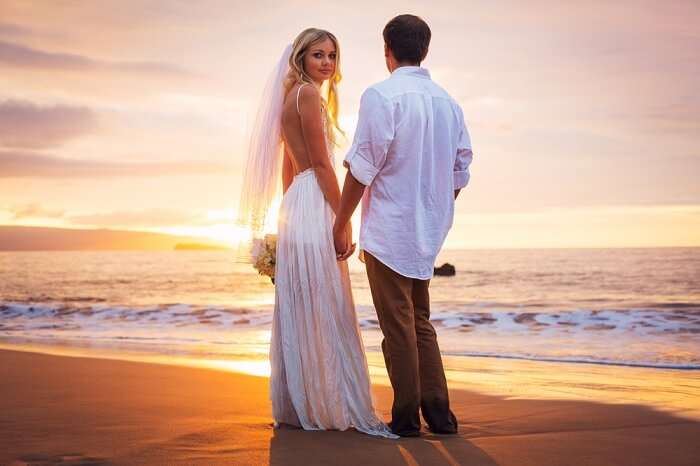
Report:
389,421,421,437
396,430,421,437
424,409,459,434
426,424,458,435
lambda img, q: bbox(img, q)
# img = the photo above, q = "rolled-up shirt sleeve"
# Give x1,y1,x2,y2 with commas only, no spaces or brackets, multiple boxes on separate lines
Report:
343,88,394,186
454,111,473,189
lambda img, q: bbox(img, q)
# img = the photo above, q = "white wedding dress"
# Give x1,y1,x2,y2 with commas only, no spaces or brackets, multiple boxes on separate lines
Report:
269,85,396,439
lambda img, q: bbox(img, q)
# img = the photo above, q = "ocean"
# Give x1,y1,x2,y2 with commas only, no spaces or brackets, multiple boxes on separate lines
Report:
1,247,698,373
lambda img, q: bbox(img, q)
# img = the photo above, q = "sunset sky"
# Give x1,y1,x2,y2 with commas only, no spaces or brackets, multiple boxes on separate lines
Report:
1,0,698,248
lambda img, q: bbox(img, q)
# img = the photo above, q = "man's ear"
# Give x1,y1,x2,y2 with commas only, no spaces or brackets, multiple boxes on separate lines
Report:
384,43,394,72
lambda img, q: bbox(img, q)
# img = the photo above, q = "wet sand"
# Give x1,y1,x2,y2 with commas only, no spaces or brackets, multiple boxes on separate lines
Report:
1,348,699,466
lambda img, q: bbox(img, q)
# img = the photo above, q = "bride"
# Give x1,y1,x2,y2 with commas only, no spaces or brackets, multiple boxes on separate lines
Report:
237,28,397,439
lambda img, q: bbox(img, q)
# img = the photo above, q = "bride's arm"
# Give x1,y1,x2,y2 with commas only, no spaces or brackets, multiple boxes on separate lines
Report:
282,145,294,194
297,85,341,213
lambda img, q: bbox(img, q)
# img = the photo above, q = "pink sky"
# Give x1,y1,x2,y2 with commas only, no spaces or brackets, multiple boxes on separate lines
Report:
1,0,698,248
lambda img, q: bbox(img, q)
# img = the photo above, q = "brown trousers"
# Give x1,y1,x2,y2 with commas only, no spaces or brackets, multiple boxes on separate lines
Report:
364,252,458,435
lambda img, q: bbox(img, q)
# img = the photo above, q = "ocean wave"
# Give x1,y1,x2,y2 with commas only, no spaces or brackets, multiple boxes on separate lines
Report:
2,300,699,370
359,308,700,335
4,301,700,334
0,301,273,328
440,351,700,370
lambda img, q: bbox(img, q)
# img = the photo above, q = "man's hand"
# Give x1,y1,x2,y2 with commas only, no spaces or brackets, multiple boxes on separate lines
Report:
333,222,348,258
338,223,356,261
334,170,365,261
333,222,356,261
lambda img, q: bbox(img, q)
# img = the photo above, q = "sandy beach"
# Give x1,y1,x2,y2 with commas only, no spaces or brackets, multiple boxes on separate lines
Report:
2,348,699,466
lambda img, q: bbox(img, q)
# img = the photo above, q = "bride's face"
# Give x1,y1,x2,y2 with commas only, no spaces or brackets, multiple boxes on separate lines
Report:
303,37,337,84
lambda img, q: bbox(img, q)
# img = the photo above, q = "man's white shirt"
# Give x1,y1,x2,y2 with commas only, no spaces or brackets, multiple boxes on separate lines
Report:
344,66,473,280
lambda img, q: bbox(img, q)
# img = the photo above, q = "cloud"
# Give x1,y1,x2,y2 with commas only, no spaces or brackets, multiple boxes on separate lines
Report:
0,99,98,149
0,39,196,77
1,204,214,228
0,23,30,38
0,150,229,178
68,208,212,228
7,203,65,220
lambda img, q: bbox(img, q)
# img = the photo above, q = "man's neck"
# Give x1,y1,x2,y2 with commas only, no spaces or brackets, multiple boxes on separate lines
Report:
391,62,421,72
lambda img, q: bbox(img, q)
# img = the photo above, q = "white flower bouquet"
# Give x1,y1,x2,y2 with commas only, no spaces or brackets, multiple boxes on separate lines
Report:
251,234,277,284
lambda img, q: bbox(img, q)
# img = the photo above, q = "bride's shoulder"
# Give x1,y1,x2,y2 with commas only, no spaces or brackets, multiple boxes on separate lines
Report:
295,83,322,111
296,82,320,99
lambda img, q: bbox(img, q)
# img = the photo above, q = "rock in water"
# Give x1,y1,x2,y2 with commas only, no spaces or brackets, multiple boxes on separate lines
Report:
434,263,456,276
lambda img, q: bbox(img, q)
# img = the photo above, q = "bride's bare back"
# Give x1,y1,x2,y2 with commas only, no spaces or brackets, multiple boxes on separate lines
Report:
280,81,341,214
281,83,315,174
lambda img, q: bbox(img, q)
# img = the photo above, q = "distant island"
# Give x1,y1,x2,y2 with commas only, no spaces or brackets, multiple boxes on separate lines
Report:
174,243,230,251
0,225,229,251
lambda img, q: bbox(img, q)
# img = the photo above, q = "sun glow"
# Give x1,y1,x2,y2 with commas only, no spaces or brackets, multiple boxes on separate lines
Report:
160,221,251,247
158,205,282,246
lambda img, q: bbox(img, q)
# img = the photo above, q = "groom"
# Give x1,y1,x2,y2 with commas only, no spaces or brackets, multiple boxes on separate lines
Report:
333,14,473,437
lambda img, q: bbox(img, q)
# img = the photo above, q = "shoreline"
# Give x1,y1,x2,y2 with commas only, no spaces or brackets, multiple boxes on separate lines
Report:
3,341,699,422
2,348,700,465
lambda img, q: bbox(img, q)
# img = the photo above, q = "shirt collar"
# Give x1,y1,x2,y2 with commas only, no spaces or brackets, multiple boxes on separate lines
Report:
391,66,431,80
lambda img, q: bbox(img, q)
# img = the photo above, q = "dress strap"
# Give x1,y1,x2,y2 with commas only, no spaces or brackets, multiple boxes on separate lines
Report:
296,83,308,115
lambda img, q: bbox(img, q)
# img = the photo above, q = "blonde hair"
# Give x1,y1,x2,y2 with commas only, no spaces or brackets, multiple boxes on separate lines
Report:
285,28,343,144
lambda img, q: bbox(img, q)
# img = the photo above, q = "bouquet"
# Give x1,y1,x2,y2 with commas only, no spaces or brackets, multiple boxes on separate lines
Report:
251,234,277,284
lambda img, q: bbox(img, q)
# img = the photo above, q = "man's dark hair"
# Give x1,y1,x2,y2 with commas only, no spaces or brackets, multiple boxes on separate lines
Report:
383,14,431,64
